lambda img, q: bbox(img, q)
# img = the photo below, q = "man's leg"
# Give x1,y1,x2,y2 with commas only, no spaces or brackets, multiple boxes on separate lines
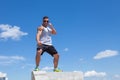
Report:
35,49,42,70
53,53,62,72
53,53,59,69
47,45,62,72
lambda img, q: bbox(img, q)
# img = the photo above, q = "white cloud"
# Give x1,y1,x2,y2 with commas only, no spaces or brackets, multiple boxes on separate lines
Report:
94,50,118,59
41,66,53,71
63,48,69,52
0,55,25,60
0,55,25,65
73,71,83,73
21,63,34,69
0,24,28,40
0,72,7,77
79,58,84,61
114,74,120,79
84,70,106,77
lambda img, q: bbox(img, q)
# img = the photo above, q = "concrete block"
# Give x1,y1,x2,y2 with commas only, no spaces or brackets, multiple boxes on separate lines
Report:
32,71,83,80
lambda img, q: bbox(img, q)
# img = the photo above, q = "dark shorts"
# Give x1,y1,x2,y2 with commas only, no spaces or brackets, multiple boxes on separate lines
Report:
37,44,58,56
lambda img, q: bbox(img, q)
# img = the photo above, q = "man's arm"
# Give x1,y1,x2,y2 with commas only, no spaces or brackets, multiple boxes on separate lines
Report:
48,23,57,34
36,26,44,45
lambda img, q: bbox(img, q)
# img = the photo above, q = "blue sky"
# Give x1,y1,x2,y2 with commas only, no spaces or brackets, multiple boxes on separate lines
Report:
0,0,120,80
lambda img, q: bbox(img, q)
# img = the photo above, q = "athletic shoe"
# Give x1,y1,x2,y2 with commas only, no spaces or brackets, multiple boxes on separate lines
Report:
54,68,62,72
34,67,40,71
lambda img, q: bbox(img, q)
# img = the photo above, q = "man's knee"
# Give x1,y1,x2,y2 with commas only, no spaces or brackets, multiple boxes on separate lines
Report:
54,53,59,58
36,49,43,56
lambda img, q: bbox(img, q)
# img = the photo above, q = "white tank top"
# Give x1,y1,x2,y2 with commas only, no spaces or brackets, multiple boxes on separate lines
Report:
40,26,52,45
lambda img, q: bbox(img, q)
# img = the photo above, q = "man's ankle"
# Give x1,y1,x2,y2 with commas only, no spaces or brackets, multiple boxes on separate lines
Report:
36,65,39,68
54,68,57,70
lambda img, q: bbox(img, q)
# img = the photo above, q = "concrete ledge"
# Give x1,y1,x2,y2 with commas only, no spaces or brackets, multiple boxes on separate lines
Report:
32,71,83,80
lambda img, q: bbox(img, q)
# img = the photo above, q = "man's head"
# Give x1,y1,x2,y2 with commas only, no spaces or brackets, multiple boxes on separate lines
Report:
42,16,49,27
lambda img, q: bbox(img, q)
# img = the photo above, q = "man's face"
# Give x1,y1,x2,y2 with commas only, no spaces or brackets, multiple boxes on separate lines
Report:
43,18,49,27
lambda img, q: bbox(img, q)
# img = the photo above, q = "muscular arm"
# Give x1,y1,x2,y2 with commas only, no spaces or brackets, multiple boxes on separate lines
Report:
48,23,57,34
36,26,44,45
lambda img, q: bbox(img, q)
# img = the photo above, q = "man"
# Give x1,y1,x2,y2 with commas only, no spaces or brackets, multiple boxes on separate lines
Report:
35,16,62,72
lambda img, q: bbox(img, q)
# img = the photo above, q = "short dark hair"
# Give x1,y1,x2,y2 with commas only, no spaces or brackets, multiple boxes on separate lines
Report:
43,16,49,20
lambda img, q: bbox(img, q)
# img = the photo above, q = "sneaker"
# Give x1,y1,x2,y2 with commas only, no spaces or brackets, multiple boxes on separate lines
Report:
34,67,40,71
54,68,62,72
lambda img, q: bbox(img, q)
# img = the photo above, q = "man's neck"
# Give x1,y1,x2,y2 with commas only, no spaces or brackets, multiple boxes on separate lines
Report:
42,24,47,28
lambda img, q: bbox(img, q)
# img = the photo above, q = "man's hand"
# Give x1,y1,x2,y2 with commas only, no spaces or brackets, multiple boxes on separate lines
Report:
48,23,52,26
48,23,56,34
48,23,53,28
37,41,42,46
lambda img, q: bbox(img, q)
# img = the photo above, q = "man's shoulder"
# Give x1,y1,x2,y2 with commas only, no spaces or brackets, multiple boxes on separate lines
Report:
37,25,44,31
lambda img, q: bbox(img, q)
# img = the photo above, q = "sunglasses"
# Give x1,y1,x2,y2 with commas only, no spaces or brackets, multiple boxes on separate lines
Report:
43,20,49,23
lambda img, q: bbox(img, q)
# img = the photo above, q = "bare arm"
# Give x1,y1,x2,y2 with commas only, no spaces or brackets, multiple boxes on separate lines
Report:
48,23,57,34
36,26,44,45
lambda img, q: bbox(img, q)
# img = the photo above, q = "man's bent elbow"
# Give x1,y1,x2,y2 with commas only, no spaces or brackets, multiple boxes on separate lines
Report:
52,31,57,34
